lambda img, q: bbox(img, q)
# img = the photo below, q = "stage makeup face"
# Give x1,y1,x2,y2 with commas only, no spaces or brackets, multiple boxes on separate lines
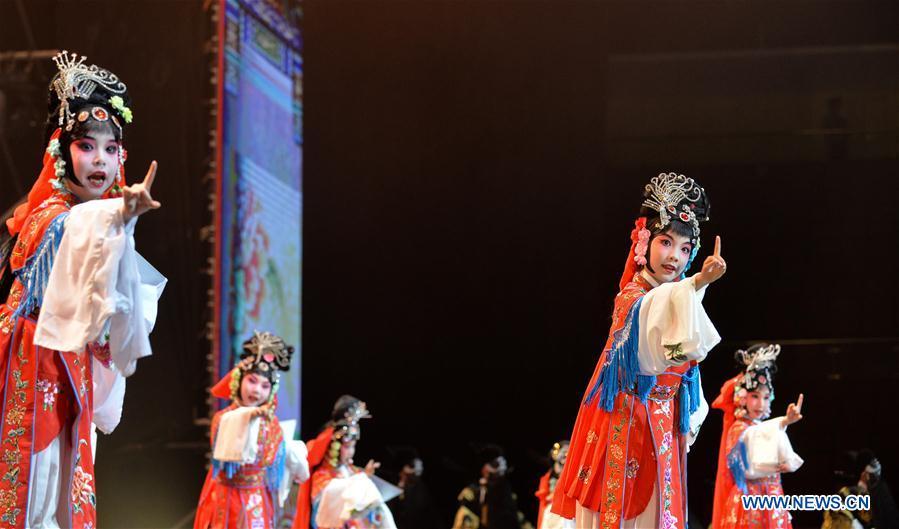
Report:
746,386,772,420
67,130,119,201
239,372,272,407
645,229,693,284
340,439,357,466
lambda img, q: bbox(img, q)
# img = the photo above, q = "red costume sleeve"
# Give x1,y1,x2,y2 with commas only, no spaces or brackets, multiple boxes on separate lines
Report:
535,471,550,529
292,426,335,529
711,375,742,529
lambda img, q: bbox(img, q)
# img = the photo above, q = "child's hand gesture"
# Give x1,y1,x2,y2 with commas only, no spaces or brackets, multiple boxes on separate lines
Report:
782,393,804,428
122,161,161,222
251,402,273,418
364,459,381,477
694,236,727,290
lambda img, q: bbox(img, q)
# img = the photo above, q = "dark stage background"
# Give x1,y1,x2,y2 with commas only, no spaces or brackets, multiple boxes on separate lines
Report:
2,1,899,527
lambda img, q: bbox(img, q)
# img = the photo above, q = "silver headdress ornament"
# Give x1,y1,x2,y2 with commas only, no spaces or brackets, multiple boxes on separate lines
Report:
733,343,780,416
51,51,127,131
343,401,372,423
735,343,781,373
332,401,371,443
642,172,706,239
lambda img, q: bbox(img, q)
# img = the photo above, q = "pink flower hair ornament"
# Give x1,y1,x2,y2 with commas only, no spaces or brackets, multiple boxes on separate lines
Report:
631,217,651,267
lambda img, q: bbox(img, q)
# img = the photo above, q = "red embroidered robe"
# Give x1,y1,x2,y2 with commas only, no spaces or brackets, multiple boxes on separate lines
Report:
0,192,107,529
551,274,696,529
194,403,286,529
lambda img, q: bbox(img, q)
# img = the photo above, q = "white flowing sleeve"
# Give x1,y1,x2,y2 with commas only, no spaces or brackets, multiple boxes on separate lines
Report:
212,408,261,464
33,198,166,376
92,357,126,434
742,417,804,479
279,440,309,506
314,473,397,529
637,276,721,375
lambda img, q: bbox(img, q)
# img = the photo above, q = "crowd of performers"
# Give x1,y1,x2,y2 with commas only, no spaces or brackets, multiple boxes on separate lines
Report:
1,51,897,529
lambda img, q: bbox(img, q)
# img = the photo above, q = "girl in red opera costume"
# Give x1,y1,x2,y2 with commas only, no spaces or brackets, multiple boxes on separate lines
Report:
551,173,726,528
295,399,395,529
195,331,310,529
535,440,574,529
711,344,805,529
0,51,165,529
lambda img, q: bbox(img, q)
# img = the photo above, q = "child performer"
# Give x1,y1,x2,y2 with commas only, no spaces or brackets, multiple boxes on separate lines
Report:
711,344,804,529
302,401,395,529
195,331,310,529
0,51,165,529
536,441,574,529
551,173,726,528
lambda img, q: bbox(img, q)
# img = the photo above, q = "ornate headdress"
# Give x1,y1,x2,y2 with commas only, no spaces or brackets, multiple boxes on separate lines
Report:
641,172,708,242
327,400,371,466
50,51,130,132
732,343,780,418
211,330,294,405
619,172,709,290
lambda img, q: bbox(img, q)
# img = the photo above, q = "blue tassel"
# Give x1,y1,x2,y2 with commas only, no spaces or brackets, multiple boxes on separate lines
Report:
678,379,691,434
636,373,656,402
267,439,287,518
267,439,286,495
211,456,242,480
585,298,644,411
677,365,700,434
12,213,68,320
727,438,749,494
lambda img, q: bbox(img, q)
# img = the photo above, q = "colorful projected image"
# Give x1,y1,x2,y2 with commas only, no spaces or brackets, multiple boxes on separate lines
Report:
218,0,303,421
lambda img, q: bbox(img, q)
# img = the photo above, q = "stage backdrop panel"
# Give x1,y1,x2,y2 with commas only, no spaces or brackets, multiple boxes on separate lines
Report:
216,0,303,423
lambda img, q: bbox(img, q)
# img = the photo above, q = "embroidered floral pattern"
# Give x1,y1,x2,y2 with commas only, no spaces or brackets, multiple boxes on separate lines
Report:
577,466,591,484
649,383,678,402
36,379,60,411
73,355,88,397
71,464,96,514
658,423,679,529
1,451,20,467
586,429,598,444
246,492,264,521
0,343,29,525
0,489,20,525
599,395,633,529
626,458,639,479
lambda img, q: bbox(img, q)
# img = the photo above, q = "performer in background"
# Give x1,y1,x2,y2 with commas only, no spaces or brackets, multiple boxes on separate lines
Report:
195,331,309,529
551,173,726,528
294,395,374,529
298,399,395,529
825,449,899,529
385,446,443,529
0,51,165,529
452,444,532,529
711,343,804,529
535,441,573,529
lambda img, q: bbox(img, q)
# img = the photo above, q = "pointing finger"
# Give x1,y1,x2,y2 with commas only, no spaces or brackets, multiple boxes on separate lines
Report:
143,161,158,190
